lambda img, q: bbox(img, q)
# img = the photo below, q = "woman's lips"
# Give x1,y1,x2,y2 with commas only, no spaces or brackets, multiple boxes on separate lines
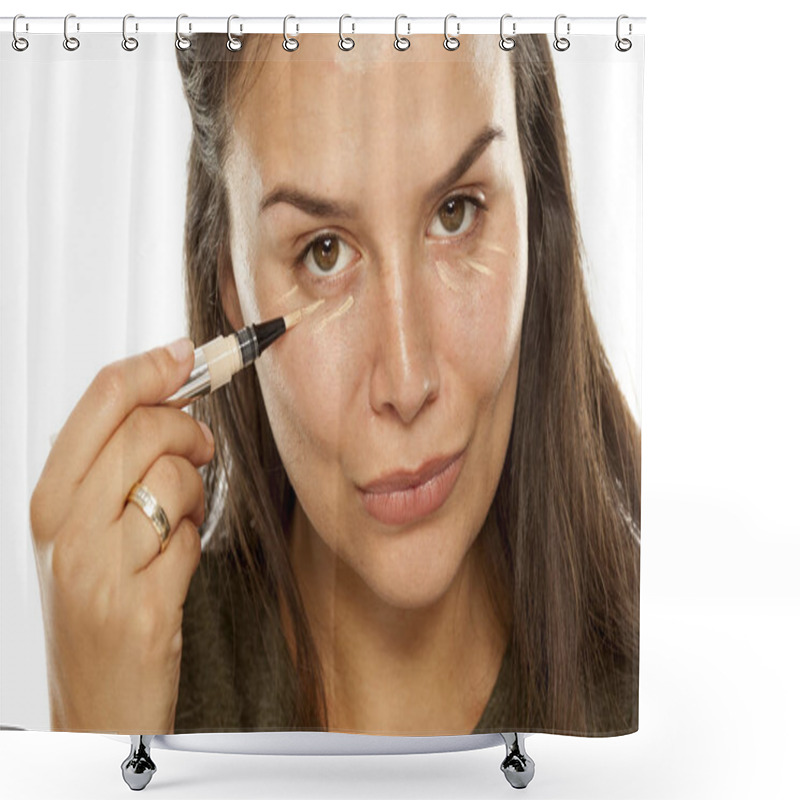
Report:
357,448,466,526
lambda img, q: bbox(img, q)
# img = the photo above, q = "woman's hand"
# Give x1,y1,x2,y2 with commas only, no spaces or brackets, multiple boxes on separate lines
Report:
29,338,214,734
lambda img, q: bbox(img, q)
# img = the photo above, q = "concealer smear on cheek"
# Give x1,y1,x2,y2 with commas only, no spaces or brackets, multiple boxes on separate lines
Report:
259,284,302,321
480,242,509,256
462,237,519,276
285,297,326,328
433,259,463,293
433,252,495,295
459,255,493,276
275,284,300,306
313,294,355,334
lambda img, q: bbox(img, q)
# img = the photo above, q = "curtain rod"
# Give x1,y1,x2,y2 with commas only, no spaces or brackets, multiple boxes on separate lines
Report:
1,16,645,37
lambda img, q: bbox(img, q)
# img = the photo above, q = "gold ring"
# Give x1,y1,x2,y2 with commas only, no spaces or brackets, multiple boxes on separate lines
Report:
126,482,172,553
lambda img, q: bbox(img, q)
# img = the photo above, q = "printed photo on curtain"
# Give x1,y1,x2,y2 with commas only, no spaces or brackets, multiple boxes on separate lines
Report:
1,21,643,747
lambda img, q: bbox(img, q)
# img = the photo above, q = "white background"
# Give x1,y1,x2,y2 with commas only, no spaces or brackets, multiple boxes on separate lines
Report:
1,1,798,799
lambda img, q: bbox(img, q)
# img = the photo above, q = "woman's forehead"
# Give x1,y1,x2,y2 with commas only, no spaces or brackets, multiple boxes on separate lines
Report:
240,32,504,68
232,34,512,168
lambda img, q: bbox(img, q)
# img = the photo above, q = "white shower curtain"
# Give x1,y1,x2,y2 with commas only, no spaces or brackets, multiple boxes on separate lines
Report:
2,36,191,728
1,21,643,734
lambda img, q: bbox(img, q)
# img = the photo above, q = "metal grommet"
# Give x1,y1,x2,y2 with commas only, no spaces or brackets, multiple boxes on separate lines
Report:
63,14,80,51
615,14,632,52
338,14,355,51
394,14,410,51
443,14,460,51
499,14,516,50
176,14,191,50
121,14,138,51
283,15,299,51
12,14,29,52
553,14,570,52
227,15,242,51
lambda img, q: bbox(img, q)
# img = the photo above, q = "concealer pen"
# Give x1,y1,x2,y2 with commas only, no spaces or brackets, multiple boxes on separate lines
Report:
163,299,323,408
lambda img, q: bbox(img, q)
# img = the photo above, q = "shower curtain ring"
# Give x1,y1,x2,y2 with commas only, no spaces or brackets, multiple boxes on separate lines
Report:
443,14,460,51
553,14,571,51
176,14,191,50
63,14,80,51
121,14,138,51
339,15,355,51
227,16,242,51
12,15,29,52
394,15,410,50
615,15,632,52
283,15,299,51
499,14,516,50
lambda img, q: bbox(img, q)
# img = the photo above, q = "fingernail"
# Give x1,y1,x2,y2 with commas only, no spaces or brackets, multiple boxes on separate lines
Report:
198,420,214,447
167,337,194,363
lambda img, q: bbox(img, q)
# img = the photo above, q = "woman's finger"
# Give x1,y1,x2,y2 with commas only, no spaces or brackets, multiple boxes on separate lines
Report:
143,517,203,618
39,339,196,516
118,454,206,575
74,405,213,528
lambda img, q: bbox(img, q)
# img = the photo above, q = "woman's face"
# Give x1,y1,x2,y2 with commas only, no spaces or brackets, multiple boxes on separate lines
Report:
222,35,528,610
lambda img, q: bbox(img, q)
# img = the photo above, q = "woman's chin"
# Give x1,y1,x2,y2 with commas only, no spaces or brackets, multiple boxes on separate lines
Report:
364,573,458,612
354,525,477,611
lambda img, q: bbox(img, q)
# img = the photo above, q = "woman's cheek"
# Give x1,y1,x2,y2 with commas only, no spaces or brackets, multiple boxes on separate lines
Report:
429,242,524,396
254,294,365,459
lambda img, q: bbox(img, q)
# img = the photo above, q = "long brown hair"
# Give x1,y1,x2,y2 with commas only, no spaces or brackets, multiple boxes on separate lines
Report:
176,33,640,735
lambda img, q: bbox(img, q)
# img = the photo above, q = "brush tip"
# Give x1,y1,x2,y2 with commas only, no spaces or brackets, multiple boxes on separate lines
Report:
284,298,325,330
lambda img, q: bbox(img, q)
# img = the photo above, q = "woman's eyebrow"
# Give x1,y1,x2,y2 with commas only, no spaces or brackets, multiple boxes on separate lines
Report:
424,124,505,206
258,124,506,219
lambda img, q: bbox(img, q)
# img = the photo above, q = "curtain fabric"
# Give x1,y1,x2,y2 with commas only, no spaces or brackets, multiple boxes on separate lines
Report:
1,28,644,736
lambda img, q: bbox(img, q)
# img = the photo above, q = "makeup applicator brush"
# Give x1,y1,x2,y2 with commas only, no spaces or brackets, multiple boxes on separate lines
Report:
163,298,324,407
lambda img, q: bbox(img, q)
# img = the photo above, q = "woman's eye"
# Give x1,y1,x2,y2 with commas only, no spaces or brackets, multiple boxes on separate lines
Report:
297,234,355,279
429,195,486,239
295,195,485,280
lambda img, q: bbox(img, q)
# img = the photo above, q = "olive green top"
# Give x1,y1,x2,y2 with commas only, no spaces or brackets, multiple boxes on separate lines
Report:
175,548,511,735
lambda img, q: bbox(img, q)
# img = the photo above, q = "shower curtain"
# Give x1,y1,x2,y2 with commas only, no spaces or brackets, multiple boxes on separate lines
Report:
0,16,644,740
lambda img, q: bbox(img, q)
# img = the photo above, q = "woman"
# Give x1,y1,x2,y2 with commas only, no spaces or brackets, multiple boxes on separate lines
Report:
30,32,640,737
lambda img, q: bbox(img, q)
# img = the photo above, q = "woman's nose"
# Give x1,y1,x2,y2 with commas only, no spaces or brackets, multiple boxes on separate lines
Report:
369,264,440,425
